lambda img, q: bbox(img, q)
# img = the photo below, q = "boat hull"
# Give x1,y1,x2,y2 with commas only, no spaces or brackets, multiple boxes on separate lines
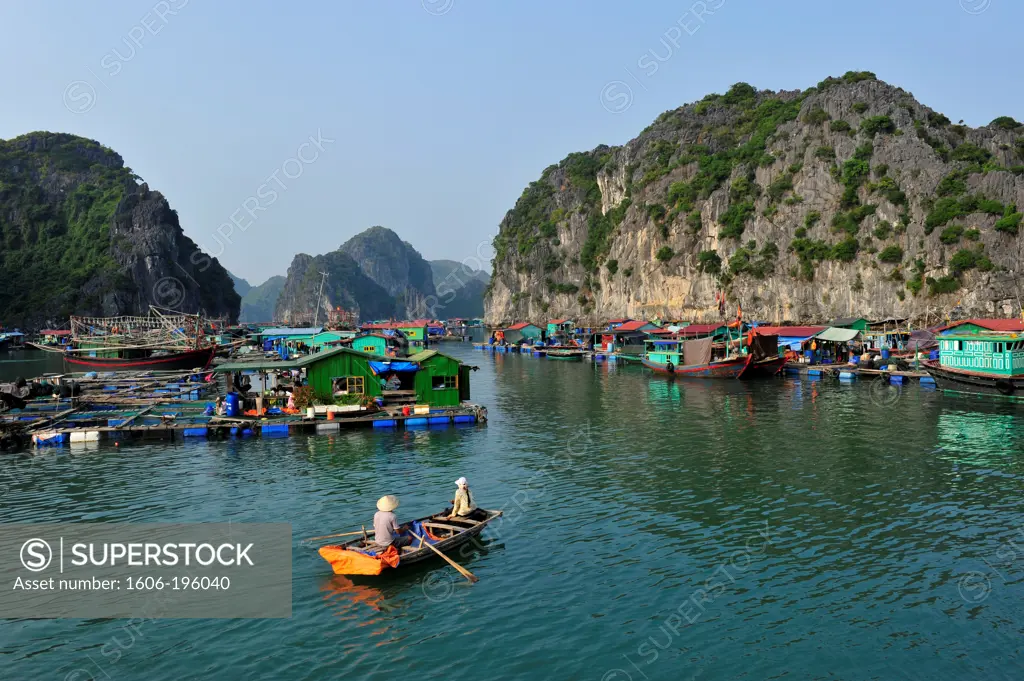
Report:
642,355,749,378
922,360,1024,398
63,346,216,373
741,355,787,378
319,509,502,575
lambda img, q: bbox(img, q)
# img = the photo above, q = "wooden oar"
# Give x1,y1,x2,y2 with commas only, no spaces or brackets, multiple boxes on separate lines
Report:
303,530,367,542
410,532,478,583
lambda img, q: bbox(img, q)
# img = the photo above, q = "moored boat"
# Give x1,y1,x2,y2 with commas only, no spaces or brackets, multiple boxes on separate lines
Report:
642,332,783,379
63,346,217,372
923,331,1024,398
317,509,502,575
546,348,585,361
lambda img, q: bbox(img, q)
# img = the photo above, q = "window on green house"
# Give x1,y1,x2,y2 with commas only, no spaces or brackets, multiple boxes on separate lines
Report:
332,376,364,394
431,375,457,390
361,344,377,353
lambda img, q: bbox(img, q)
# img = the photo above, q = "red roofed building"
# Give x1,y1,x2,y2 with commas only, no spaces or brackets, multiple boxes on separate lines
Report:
615,320,660,332
936,318,1024,334
502,322,543,343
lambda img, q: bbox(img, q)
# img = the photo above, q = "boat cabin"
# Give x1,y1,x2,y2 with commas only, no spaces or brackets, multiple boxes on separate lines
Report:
938,334,1024,376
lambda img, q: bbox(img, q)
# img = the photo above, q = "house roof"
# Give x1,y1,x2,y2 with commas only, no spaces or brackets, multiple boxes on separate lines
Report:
214,346,381,372
39,330,71,336
751,326,827,337
406,350,439,363
548,319,570,324
939,318,1024,333
815,327,861,342
615,320,657,332
606,318,632,324
506,322,538,331
831,317,867,326
677,323,726,335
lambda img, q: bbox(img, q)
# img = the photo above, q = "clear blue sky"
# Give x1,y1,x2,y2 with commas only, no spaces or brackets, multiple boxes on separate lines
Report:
0,0,1018,283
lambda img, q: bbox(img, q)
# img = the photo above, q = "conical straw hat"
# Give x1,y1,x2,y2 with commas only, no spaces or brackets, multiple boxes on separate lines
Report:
376,495,400,512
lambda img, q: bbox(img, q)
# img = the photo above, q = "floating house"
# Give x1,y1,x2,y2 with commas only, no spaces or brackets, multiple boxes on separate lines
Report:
751,326,827,350
830,317,869,332
362,321,429,346
214,346,471,407
606,318,632,329
503,322,543,344
592,320,660,355
547,319,575,336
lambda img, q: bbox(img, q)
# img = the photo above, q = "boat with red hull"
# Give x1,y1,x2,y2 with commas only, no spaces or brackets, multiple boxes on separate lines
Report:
63,346,216,372
641,330,784,379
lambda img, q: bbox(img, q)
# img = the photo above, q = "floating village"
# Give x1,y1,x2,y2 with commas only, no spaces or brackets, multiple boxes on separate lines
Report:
1,307,1023,451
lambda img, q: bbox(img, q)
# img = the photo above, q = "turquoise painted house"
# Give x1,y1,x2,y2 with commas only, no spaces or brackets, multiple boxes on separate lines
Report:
938,334,1024,375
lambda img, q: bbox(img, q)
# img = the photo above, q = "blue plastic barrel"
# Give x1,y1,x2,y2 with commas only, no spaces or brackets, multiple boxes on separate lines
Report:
929,350,939,360
850,355,860,365
881,348,890,359
225,392,240,417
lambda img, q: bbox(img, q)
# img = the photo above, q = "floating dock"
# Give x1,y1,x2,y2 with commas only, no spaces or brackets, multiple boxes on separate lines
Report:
783,362,934,384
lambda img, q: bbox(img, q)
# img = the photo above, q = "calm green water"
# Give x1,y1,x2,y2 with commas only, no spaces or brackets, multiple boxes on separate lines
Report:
2,345,1022,680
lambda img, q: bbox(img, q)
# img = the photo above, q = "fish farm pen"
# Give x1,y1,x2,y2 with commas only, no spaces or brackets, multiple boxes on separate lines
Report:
0,369,487,450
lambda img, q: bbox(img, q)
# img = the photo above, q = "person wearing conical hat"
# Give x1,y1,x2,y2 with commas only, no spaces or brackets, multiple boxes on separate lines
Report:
373,495,410,549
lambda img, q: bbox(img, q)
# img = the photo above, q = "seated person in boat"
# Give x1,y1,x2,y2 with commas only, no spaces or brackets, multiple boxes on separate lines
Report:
446,477,487,521
374,495,411,548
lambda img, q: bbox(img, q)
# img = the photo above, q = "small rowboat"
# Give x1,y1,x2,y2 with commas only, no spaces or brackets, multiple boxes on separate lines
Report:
545,348,585,361
318,509,502,576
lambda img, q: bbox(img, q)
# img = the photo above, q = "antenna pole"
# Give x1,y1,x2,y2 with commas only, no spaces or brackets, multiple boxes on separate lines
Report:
313,270,328,326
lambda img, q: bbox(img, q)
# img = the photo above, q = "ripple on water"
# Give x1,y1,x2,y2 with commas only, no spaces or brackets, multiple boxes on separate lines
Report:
1,349,1022,680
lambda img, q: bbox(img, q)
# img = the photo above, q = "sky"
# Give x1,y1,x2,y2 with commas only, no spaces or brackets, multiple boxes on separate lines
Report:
0,0,1019,284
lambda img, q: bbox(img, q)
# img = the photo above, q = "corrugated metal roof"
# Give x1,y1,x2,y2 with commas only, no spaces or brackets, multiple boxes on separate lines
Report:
831,317,866,326
214,346,379,372
506,322,538,331
257,327,323,336
616,320,658,332
941,318,1024,332
406,350,438,363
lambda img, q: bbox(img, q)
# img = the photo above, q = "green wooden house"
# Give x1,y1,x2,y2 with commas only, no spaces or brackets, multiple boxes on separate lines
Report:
938,334,1024,376
214,346,470,406
408,350,471,407
830,317,869,332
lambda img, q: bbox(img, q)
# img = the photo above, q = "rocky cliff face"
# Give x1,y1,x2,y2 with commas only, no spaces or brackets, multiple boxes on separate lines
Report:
0,132,239,328
275,251,396,324
485,73,1024,325
339,226,437,318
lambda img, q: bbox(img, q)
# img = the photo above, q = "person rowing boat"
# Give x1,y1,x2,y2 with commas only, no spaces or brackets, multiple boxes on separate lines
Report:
373,495,411,549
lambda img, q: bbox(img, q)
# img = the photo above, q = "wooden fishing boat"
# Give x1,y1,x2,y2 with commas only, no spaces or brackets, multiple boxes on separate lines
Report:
318,509,502,576
546,348,585,361
923,332,1024,398
642,332,784,379
63,346,217,372
641,353,750,377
